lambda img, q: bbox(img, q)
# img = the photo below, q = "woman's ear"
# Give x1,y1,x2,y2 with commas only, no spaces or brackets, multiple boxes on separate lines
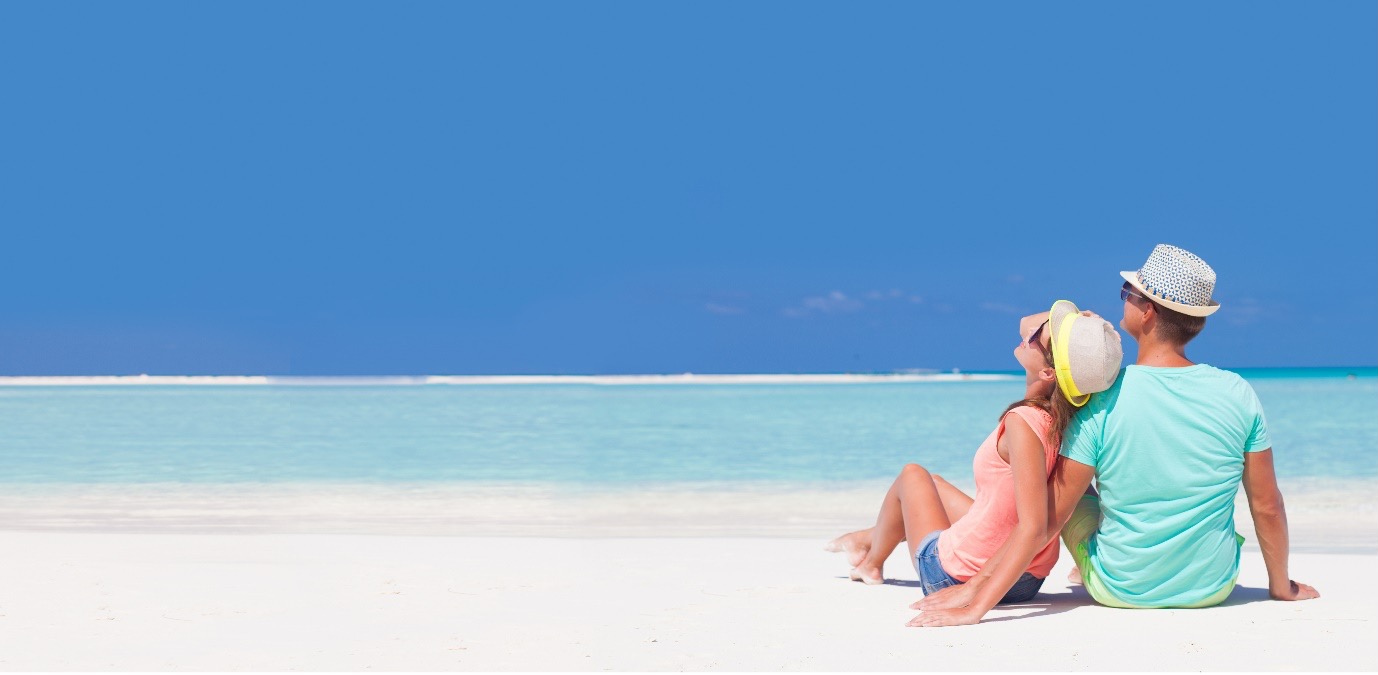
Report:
1039,367,1057,384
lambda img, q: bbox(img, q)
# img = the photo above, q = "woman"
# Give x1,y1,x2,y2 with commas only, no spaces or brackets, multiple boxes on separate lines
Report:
825,301,1122,626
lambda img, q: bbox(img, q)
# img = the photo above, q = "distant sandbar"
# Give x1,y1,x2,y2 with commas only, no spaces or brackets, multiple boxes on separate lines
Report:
0,372,1017,386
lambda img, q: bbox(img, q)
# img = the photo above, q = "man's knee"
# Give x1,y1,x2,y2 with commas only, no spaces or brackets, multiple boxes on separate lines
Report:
1060,494,1102,549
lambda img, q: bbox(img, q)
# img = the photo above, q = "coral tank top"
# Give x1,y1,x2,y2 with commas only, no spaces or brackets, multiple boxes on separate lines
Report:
937,405,1060,581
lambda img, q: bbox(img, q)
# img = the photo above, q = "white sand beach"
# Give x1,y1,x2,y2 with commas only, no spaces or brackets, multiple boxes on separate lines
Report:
0,533,1372,671
1,482,1374,671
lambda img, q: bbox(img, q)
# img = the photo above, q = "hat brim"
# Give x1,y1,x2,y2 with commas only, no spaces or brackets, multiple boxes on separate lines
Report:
1048,300,1091,407
1048,300,1079,337
1120,271,1220,317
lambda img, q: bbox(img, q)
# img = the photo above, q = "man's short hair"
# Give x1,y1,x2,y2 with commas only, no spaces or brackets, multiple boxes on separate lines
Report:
1152,300,1207,345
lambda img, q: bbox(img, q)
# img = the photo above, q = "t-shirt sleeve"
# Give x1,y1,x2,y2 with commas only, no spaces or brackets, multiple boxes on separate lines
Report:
1242,381,1271,453
1060,396,1104,466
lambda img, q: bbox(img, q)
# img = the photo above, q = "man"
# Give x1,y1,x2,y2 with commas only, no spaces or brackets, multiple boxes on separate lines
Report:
1051,244,1318,607
912,244,1316,624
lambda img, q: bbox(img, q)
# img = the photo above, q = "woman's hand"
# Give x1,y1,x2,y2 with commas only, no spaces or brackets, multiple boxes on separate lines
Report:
910,582,977,611
907,606,984,628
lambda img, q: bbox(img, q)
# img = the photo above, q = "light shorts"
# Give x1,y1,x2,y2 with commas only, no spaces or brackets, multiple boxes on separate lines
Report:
914,529,1045,603
1061,493,1239,609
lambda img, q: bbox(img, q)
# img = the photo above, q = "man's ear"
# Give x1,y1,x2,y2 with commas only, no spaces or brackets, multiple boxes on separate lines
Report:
1140,301,1157,334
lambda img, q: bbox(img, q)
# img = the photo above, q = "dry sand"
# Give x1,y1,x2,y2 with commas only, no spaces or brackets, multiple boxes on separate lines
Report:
0,530,1372,671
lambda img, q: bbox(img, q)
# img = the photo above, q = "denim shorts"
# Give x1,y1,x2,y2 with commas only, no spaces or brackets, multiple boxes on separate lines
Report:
914,530,1046,604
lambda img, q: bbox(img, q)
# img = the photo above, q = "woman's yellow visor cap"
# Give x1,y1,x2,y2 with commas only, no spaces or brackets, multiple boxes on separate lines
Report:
1048,300,1124,407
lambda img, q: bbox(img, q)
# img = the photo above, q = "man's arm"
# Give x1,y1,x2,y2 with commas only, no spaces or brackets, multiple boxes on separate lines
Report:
1242,448,1318,601
1047,455,1095,538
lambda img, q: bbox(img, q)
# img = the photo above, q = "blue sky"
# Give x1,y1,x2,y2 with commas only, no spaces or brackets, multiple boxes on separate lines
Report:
1,1,1374,375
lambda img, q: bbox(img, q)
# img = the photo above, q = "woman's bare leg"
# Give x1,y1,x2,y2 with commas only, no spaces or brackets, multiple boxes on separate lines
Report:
932,474,974,524
823,528,873,567
850,464,958,584
829,473,974,576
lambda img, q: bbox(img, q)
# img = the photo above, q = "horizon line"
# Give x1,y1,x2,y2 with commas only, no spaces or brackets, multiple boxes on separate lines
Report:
0,367,1374,387
0,372,1017,386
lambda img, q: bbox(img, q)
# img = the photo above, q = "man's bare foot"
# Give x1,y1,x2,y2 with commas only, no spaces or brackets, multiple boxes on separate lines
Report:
1067,566,1083,585
824,530,872,568
849,563,884,585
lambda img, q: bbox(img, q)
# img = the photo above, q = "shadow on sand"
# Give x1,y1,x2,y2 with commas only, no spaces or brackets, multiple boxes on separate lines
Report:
980,583,1276,622
833,575,923,588
838,575,1280,623
832,576,1097,622
973,586,1097,623
1217,585,1273,606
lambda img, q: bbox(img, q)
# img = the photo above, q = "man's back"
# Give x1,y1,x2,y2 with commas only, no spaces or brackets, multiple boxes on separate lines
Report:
1062,364,1270,607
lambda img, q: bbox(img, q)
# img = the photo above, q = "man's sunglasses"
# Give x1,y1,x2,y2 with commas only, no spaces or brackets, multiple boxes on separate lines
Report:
1121,282,1150,305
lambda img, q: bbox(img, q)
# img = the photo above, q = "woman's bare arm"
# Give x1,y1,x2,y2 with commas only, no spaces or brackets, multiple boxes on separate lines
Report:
908,413,1051,627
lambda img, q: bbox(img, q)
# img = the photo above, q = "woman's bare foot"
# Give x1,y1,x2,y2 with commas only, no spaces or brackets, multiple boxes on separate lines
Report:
824,529,872,568
1067,566,1083,585
849,563,884,585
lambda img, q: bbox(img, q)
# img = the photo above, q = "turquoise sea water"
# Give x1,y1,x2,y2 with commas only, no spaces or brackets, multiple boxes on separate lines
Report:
1,369,1374,486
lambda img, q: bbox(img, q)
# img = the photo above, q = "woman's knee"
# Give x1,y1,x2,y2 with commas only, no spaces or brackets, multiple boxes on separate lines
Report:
899,463,932,480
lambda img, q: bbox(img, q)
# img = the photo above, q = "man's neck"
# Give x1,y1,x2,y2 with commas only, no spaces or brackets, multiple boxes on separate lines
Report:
1134,336,1195,367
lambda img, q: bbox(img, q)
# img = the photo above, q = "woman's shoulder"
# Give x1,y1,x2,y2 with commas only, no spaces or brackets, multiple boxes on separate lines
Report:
1001,404,1055,437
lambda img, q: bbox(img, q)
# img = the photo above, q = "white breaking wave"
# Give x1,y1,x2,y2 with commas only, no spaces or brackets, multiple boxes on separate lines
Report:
421,373,1017,385
0,375,273,386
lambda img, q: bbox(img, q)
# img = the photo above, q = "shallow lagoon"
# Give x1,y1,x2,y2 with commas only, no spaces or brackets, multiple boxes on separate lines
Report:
0,370,1372,485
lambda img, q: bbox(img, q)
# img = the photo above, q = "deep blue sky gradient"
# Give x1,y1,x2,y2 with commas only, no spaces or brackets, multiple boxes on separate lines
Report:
2,1,1374,375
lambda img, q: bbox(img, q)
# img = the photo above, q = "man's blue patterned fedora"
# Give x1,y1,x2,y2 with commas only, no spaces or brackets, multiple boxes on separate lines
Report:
1119,244,1221,317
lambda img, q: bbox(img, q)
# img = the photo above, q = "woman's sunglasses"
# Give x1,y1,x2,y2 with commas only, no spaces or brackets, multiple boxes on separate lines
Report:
1027,319,1053,363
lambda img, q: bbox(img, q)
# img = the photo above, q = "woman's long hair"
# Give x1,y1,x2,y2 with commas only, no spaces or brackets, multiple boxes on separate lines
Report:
1001,334,1077,448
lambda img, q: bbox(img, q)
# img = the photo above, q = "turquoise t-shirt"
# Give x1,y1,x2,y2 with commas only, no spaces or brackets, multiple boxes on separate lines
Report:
1061,364,1271,608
